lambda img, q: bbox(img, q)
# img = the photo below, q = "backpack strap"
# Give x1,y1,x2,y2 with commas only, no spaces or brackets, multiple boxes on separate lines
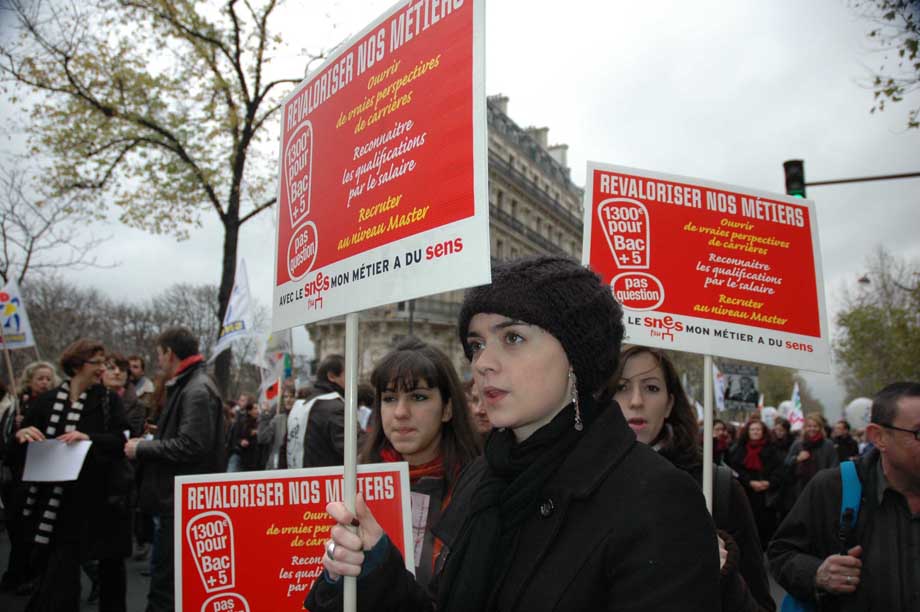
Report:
838,460,862,551
713,464,733,528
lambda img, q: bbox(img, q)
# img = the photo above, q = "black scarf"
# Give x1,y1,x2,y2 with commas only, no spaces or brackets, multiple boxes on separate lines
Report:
439,401,586,611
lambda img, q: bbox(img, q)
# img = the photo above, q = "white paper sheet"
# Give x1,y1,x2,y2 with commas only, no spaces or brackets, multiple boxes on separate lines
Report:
22,440,93,482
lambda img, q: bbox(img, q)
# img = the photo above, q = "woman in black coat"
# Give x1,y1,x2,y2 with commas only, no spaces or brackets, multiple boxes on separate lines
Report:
14,340,131,612
612,345,775,612
306,256,720,612
727,420,784,546
783,413,838,503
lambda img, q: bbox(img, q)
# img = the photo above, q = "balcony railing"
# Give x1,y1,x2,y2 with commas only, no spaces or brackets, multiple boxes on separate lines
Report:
488,151,583,233
490,205,566,256
394,297,462,324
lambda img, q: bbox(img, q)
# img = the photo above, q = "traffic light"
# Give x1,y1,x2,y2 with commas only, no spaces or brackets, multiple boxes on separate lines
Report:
783,160,806,198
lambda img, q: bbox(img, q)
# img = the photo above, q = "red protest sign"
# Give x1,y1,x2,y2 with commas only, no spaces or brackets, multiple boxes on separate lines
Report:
175,464,412,612
272,0,490,330
584,163,830,373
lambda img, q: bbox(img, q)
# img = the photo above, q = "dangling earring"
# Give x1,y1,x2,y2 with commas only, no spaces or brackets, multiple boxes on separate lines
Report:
569,369,583,431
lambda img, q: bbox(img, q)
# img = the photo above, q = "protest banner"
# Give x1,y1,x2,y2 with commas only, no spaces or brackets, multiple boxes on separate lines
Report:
210,259,254,362
0,278,35,350
788,382,805,431
175,463,412,612
272,0,489,331
583,162,830,373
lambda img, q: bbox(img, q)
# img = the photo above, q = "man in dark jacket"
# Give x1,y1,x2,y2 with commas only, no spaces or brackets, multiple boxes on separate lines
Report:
286,354,347,468
768,381,920,611
831,419,860,463
125,327,225,612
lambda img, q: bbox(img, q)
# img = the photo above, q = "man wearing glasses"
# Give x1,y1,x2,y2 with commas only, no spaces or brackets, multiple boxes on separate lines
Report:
768,381,920,611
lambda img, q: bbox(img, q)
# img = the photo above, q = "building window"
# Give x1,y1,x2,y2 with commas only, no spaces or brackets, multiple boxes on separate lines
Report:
511,199,517,219
496,189,504,211
496,239,504,259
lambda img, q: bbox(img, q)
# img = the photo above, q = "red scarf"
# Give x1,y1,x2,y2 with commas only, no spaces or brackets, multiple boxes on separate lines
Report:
379,446,446,484
743,438,766,472
173,354,204,378
805,431,824,443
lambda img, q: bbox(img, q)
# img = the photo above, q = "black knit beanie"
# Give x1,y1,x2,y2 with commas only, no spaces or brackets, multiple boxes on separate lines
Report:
458,255,625,401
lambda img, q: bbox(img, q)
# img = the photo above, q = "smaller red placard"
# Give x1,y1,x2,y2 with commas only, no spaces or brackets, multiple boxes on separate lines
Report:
583,163,830,373
175,463,412,612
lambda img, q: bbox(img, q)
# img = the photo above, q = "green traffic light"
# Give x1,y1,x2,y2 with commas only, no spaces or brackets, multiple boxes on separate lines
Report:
783,160,806,198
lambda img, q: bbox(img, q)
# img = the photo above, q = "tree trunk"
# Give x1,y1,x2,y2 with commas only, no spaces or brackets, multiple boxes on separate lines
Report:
214,218,241,398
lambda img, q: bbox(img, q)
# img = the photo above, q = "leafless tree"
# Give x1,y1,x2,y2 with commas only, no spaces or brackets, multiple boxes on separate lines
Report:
0,164,112,284
17,276,269,397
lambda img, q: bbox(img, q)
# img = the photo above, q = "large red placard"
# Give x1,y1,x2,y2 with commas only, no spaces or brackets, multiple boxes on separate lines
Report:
272,0,489,330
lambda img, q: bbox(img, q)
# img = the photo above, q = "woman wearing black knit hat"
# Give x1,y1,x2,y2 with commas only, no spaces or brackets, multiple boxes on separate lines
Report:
306,255,720,612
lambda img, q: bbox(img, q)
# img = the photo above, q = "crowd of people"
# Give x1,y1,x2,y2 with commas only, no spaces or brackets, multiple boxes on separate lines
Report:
0,255,917,612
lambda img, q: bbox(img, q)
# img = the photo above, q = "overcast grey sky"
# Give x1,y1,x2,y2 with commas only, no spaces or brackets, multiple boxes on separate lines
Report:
3,0,918,416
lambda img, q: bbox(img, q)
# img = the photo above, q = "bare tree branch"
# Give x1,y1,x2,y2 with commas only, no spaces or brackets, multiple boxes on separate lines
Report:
0,163,115,284
239,195,276,225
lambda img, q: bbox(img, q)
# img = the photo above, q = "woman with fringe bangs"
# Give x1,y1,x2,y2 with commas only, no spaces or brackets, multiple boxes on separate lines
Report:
360,337,481,589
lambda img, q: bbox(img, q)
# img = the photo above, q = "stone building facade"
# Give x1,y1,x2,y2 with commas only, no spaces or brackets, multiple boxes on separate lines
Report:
308,95,584,380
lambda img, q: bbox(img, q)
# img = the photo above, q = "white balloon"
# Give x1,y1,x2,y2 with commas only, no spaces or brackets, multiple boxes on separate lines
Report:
761,407,778,428
778,400,793,417
844,397,872,429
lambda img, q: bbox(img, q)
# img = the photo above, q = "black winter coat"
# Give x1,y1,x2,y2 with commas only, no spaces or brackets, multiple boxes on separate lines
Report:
21,384,132,559
656,434,774,612
307,403,721,612
784,437,838,501
303,381,346,468
136,361,224,515
728,441,785,546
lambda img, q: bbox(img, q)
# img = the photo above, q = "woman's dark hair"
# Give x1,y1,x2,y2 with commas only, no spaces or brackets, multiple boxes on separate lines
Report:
149,371,169,422
773,417,791,433
737,419,773,446
60,339,106,377
360,337,481,487
611,346,700,464
106,352,130,371
357,382,375,408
